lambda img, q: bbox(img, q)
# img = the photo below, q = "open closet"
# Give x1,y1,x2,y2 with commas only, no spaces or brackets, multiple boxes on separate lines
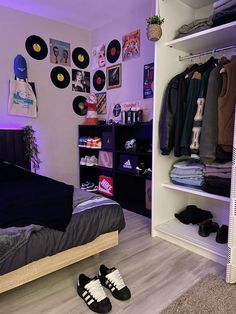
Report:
152,0,236,283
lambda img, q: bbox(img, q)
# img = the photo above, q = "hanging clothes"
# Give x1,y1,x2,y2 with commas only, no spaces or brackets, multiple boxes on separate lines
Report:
217,58,236,155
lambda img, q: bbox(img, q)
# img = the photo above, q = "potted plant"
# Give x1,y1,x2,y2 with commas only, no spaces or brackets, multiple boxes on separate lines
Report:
23,125,41,173
146,15,164,41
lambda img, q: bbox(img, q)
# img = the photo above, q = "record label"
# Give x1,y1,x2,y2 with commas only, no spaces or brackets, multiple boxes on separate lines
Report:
25,35,48,60
51,66,70,89
106,39,121,63
72,47,89,69
73,96,87,116
93,70,105,91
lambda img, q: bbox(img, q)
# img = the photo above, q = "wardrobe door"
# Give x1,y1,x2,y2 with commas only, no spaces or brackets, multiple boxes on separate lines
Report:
226,111,236,283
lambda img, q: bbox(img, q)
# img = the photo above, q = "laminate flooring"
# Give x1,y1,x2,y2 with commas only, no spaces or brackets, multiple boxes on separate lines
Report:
0,210,225,314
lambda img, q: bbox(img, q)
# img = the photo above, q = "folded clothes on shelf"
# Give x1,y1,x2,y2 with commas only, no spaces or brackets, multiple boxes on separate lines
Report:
174,16,213,39
212,4,236,26
170,159,205,188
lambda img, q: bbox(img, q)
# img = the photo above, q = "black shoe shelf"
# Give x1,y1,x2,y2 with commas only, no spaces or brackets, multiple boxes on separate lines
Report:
78,123,152,218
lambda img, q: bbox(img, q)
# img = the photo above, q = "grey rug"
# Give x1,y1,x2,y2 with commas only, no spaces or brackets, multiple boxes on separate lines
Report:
161,275,236,314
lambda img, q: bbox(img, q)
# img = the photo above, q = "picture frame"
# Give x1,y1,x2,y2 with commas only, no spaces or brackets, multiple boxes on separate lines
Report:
106,64,122,89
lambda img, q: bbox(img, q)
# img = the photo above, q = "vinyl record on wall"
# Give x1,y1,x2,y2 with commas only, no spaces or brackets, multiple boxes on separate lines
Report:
106,39,121,63
93,70,105,91
72,96,87,116
25,35,48,60
72,47,90,69
50,66,70,89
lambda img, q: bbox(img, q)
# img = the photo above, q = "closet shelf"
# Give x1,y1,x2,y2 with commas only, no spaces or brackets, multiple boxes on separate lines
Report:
162,183,230,203
165,21,236,55
179,0,212,9
155,219,227,263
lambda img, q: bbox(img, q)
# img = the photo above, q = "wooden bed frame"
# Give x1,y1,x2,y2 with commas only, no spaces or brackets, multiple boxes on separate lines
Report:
0,231,118,294
0,129,119,294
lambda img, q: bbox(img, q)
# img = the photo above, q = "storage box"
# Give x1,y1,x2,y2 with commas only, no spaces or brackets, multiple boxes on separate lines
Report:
118,154,138,173
98,151,113,168
99,175,113,197
102,132,113,149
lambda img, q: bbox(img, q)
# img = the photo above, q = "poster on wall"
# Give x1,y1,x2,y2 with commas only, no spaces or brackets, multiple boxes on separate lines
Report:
72,69,90,92
122,29,140,61
143,62,154,99
106,64,122,89
92,44,106,69
50,39,71,66
107,103,122,124
96,92,107,115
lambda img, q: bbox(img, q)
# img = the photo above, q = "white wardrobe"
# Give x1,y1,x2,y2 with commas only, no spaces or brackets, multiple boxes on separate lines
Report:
152,0,236,283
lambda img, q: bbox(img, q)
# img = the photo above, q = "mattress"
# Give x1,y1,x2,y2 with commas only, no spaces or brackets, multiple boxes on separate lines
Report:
0,200,125,275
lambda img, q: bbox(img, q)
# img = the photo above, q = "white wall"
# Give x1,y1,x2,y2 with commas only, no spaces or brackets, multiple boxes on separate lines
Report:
91,2,155,110
0,6,91,185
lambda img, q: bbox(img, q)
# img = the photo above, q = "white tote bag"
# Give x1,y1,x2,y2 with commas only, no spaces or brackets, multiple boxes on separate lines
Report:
8,79,37,118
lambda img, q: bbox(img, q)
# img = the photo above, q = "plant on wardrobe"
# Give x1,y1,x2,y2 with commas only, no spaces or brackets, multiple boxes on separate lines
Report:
146,15,165,41
23,125,41,173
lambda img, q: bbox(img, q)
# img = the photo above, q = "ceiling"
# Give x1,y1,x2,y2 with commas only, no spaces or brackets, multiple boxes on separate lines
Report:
0,0,153,30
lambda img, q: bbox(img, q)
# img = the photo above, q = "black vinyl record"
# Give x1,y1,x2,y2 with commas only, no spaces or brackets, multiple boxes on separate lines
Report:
25,35,48,60
72,47,90,69
93,70,105,91
73,96,87,116
50,66,70,89
106,39,121,63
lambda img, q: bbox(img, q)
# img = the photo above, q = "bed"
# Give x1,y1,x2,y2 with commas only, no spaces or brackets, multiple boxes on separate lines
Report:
0,129,125,294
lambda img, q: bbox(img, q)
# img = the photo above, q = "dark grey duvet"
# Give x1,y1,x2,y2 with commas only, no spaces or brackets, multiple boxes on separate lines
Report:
0,192,125,275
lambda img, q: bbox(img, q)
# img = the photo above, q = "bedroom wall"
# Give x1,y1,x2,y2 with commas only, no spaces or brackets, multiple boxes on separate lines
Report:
0,5,91,185
91,1,155,117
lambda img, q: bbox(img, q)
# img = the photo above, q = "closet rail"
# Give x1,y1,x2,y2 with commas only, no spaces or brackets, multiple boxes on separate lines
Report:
179,44,236,61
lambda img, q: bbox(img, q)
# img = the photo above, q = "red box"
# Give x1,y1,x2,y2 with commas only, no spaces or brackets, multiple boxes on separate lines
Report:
99,176,113,197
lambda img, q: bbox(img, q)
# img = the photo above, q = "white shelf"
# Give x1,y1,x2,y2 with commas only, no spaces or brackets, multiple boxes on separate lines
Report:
165,21,236,54
155,219,227,264
162,182,230,203
179,0,213,9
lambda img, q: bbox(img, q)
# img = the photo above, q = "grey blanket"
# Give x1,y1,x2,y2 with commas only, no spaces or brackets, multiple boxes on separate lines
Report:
0,188,100,264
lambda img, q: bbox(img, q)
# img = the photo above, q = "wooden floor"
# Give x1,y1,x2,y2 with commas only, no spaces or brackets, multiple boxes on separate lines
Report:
0,210,225,314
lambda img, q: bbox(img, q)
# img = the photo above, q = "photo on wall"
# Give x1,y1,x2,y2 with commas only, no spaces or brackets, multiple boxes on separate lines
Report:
92,44,106,69
143,62,154,99
72,69,90,93
50,39,71,66
122,29,140,61
106,64,122,89
96,92,107,115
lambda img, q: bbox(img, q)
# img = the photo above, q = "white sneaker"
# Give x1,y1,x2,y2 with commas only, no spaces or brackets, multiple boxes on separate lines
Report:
90,156,98,166
80,156,88,165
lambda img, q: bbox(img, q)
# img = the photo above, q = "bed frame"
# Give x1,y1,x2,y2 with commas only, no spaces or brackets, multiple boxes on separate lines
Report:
0,129,119,294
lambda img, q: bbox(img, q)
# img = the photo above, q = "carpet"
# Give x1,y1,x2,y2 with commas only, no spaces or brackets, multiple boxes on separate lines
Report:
161,274,236,314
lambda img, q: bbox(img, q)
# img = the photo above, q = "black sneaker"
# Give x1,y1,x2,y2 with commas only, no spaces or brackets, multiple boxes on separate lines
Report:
77,274,112,314
98,265,131,301
81,181,90,190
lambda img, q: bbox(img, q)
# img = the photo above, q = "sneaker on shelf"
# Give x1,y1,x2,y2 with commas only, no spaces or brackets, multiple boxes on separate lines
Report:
90,155,98,166
136,162,146,175
98,265,131,301
80,156,88,166
77,274,112,314
81,181,90,190
87,137,93,148
79,137,87,147
125,139,136,152
92,137,102,149
86,156,93,166
143,167,152,178
87,182,98,192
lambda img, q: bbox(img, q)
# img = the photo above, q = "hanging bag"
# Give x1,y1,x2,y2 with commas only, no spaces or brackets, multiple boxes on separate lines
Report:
8,78,37,118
